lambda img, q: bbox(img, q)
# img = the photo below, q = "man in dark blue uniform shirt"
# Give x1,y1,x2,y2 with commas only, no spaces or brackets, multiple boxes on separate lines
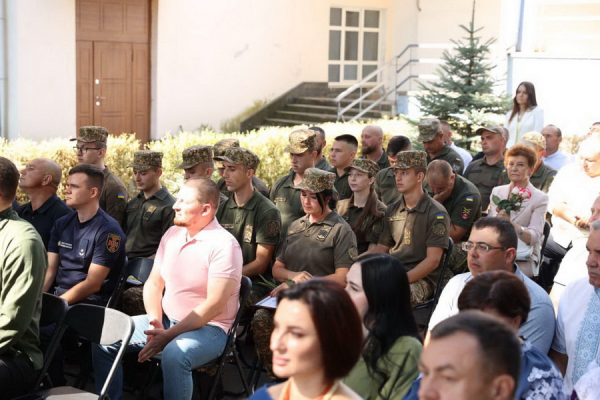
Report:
45,164,126,306
15,158,72,249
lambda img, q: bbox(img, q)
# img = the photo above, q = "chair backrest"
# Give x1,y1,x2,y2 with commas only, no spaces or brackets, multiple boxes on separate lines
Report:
64,304,134,397
106,256,128,309
228,276,252,336
126,257,155,283
538,221,551,268
31,293,69,392
431,237,454,309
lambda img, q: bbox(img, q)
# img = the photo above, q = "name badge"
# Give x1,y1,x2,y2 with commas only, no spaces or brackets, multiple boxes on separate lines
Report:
58,241,73,250
221,224,234,229
144,205,157,220
274,197,287,203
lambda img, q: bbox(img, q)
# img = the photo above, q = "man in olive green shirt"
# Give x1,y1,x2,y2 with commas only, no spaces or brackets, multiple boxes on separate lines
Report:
464,125,510,211
177,145,229,204
374,151,450,306
328,134,357,200
309,126,333,171
0,157,46,399
361,125,390,170
375,135,413,205
270,129,318,235
419,118,464,175
216,147,281,298
212,138,269,198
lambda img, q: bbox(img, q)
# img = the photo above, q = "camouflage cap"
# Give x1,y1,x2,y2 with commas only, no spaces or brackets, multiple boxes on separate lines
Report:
71,126,109,143
213,138,240,168
391,150,428,170
475,125,506,138
129,150,164,171
293,168,335,193
219,147,260,171
284,129,317,154
176,145,213,169
344,158,380,176
417,118,442,142
520,131,546,149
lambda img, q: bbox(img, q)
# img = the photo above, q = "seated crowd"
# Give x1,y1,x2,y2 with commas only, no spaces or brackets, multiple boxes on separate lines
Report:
1,115,600,400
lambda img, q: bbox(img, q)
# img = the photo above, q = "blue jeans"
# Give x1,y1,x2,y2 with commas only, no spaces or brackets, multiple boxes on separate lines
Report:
92,314,227,400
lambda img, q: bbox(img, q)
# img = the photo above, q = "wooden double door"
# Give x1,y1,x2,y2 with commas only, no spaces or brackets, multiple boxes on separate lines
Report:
76,0,150,142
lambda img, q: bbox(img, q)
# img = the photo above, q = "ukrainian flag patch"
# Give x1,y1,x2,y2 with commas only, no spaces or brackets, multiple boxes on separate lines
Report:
466,196,473,202
117,193,125,199
436,214,445,220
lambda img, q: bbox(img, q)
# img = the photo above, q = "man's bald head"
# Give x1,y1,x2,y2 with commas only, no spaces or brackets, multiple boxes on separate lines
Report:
427,159,453,182
363,125,383,138
19,158,63,192
39,158,62,188
361,125,384,156
184,177,220,210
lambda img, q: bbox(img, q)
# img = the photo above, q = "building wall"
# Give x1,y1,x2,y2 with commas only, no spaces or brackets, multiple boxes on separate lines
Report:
5,0,76,140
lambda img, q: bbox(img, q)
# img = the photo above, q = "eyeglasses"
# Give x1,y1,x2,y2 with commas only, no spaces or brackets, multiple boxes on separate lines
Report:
73,146,102,154
461,241,508,253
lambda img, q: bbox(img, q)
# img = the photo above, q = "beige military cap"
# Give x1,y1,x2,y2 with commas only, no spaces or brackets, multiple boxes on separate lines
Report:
293,168,335,193
219,147,260,171
71,126,109,143
129,150,164,170
417,118,442,142
176,145,213,169
521,131,546,149
391,150,428,170
344,158,380,176
284,129,317,154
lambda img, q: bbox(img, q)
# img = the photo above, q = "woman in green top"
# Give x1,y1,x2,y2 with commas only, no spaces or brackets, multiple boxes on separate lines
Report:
344,253,423,399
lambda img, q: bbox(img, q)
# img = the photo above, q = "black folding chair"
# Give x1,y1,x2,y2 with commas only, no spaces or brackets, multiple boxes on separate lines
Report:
534,221,553,291
414,238,454,334
106,256,130,309
35,304,134,400
29,293,69,392
108,257,155,310
138,276,253,400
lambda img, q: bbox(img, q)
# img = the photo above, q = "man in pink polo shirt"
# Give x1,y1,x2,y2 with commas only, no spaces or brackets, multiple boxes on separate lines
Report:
93,178,243,400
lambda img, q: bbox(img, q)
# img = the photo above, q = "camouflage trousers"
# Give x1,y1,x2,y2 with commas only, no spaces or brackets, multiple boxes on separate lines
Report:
410,279,434,307
121,286,146,316
447,243,468,276
250,308,276,380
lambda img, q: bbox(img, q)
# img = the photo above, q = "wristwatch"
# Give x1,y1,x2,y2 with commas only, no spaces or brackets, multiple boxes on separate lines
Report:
285,280,296,287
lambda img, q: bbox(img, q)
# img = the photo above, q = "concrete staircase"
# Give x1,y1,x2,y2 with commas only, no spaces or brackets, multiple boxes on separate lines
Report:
240,83,395,131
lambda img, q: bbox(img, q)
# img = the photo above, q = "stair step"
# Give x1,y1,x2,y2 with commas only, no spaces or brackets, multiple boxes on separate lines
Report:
274,111,341,123
263,118,324,127
285,103,386,118
295,96,395,108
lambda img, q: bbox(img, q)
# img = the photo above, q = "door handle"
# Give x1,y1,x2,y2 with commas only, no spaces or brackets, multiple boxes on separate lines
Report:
95,96,106,100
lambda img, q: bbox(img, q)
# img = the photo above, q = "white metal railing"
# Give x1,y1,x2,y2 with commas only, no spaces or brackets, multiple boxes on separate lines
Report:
334,44,449,122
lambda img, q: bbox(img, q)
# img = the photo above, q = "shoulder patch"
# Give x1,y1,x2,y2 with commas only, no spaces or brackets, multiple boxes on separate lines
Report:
436,213,445,220
349,245,358,261
432,221,447,237
266,220,281,238
106,233,121,253
117,193,126,199
316,225,333,241
461,207,471,220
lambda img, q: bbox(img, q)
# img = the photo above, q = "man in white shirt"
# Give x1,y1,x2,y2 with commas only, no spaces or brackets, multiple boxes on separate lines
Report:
440,120,472,173
427,217,555,353
550,220,600,393
541,125,569,171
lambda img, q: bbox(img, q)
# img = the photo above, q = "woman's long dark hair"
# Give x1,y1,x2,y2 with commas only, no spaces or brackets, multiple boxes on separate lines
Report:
508,81,538,123
337,173,384,232
358,253,420,399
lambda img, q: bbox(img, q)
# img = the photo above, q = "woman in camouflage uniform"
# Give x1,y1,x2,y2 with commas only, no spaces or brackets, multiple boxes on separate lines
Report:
251,168,358,377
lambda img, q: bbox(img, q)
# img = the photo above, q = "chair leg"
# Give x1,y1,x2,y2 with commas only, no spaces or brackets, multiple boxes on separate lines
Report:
233,347,251,396
136,361,160,400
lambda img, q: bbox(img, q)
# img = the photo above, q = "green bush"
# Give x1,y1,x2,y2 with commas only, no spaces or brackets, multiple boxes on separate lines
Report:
1,117,417,204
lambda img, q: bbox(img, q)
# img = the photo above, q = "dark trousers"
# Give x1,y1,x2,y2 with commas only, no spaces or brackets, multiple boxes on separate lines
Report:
0,353,36,400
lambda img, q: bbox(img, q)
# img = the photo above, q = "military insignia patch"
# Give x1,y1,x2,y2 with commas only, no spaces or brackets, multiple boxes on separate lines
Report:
316,225,333,241
465,196,474,202
243,225,253,243
432,221,447,237
349,245,358,261
144,205,157,220
436,213,445,220
404,228,412,245
274,197,287,203
461,207,471,220
106,233,121,253
266,220,281,238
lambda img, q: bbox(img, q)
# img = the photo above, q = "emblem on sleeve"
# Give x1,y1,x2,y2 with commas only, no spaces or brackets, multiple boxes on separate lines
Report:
349,245,358,261
106,233,121,253
461,207,472,220
266,220,281,238
432,221,447,237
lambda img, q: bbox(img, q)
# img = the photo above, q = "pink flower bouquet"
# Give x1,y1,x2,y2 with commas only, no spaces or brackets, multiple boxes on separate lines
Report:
492,186,532,213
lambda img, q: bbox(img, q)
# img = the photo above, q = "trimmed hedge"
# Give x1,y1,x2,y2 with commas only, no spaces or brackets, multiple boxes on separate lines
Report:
1,118,418,204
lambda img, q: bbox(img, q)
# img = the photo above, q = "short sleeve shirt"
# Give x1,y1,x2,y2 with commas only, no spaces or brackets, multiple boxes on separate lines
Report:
337,197,387,254
427,146,464,175
375,167,402,206
99,166,129,227
15,193,72,249
216,189,282,266
442,174,482,241
464,156,509,211
269,171,305,236
378,192,449,283
277,212,358,277
48,208,126,305
157,220,242,332
124,187,175,259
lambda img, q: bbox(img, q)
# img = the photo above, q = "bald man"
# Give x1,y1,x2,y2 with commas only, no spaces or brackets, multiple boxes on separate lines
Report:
360,125,390,170
16,158,72,249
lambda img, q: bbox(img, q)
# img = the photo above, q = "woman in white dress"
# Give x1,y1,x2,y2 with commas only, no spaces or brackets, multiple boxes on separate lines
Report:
505,81,544,148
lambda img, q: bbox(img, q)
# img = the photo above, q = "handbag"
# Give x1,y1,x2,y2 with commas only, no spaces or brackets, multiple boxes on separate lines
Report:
516,238,533,261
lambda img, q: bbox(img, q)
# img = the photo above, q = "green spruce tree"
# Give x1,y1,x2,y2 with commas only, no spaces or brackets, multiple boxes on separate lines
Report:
416,0,510,149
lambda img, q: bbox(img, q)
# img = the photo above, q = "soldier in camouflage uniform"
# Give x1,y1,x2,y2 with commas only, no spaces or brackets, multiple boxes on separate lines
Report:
506,131,557,193
426,160,482,275
177,145,228,204
269,129,318,236
337,158,387,254
213,138,269,198
215,147,281,302
419,118,464,175
72,126,129,226
375,135,413,205
374,151,451,306
253,168,358,378
121,150,175,316
327,134,357,200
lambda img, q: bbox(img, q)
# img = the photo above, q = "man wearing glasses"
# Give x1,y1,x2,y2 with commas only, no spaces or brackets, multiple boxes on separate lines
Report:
426,217,555,353
71,126,129,226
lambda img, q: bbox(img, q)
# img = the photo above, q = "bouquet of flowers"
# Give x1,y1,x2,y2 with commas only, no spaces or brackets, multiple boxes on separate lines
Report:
492,186,532,213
